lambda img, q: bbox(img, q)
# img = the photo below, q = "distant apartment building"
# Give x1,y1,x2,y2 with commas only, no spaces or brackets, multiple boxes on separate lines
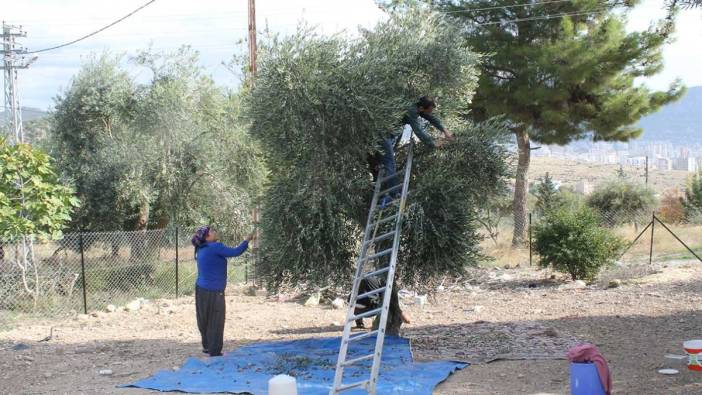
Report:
625,156,647,168
656,157,672,171
672,157,699,172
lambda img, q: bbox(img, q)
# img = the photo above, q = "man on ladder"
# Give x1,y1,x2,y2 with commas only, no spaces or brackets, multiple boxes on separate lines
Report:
331,96,453,394
368,96,454,206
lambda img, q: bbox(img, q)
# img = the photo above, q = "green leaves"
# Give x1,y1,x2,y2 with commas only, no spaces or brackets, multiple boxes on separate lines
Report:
586,179,657,227
682,172,702,223
534,205,624,281
49,49,265,239
431,0,683,145
248,14,506,290
0,138,78,241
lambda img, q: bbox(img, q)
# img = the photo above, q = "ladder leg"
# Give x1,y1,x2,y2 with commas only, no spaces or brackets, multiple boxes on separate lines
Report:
331,141,415,394
368,142,414,392
331,167,385,393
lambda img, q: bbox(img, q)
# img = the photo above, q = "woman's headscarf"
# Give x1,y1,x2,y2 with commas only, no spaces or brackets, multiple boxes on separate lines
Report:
191,226,210,250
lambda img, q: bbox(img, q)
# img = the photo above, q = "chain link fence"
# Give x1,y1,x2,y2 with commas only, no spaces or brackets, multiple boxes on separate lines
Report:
478,163,702,275
0,228,257,325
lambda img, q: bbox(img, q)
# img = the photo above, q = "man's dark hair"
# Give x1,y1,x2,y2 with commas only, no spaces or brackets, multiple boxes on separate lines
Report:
417,96,436,109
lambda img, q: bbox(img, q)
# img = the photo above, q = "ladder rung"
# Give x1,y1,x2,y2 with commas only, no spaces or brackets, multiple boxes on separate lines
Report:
375,197,400,210
380,170,405,183
347,329,379,343
349,307,382,322
363,230,395,246
337,380,369,392
378,183,403,197
362,266,390,279
342,353,374,367
355,286,386,301
369,214,398,228
358,248,393,263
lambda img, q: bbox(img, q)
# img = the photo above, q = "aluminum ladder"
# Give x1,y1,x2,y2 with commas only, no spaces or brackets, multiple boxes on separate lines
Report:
330,140,414,395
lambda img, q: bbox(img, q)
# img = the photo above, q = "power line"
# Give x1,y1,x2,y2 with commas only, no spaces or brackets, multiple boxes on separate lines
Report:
27,0,157,54
474,5,619,25
439,0,577,14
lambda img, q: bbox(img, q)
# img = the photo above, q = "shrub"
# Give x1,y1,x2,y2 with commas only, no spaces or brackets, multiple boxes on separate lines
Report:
682,172,702,224
658,189,685,224
534,206,624,281
586,179,656,227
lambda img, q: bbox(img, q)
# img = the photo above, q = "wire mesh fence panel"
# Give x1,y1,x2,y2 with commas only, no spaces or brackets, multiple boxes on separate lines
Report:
0,234,84,320
80,229,179,312
649,218,702,265
176,229,197,297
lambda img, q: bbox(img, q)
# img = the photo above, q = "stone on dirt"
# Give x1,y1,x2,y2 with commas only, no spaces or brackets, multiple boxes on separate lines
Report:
608,279,622,288
573,280,587,289
304,292,320,307
106,304,117,313
125,299,141,312
331,298,345,310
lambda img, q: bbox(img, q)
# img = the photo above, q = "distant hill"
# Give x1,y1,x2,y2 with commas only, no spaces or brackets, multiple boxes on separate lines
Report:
637,86,702,144
0,107,49,122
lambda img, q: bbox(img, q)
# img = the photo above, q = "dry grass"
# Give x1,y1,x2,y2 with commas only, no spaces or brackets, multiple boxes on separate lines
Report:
530,156,691,194
479,221,702,271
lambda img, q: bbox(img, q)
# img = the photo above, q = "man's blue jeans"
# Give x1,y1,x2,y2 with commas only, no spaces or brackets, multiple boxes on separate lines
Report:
380,136,400,198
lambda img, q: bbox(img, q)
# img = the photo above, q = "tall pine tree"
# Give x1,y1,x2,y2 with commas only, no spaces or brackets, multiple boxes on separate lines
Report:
405,0,685,245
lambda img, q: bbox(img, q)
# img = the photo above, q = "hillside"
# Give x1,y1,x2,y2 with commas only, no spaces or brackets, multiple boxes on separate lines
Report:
637,86,702,144
0,107,48,122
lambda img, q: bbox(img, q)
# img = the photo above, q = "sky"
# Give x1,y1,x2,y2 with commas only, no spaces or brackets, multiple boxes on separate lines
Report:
3,0,701,112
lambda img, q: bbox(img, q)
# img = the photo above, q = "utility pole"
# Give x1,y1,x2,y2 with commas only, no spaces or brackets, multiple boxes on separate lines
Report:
247,0,257,84
645,155,649,184
248,0,260,287
1,22,35,145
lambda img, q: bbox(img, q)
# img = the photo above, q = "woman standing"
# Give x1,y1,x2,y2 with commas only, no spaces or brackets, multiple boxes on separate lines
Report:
191,226,255,357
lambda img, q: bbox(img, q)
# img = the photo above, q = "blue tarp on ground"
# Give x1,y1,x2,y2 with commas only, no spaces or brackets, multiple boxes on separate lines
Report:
125,336,467,394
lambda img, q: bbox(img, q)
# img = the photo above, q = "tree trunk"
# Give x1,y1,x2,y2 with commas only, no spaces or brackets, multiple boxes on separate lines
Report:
135,202,150,231
512,128,531,247
131,201,150,261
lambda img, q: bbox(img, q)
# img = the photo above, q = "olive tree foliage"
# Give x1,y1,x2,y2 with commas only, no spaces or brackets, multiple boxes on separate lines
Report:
398,119,512,287
586,179,657,228
50,49,265,240
247,14,509,290
50,54,136,232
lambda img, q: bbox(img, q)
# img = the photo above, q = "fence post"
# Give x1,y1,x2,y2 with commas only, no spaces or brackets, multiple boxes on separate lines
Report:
648,211,655,265
79,232,87,315
528,212,533,267
175,227,179,299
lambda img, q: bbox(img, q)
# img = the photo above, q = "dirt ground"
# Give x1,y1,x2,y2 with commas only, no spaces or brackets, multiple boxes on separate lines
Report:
1,262,702,395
